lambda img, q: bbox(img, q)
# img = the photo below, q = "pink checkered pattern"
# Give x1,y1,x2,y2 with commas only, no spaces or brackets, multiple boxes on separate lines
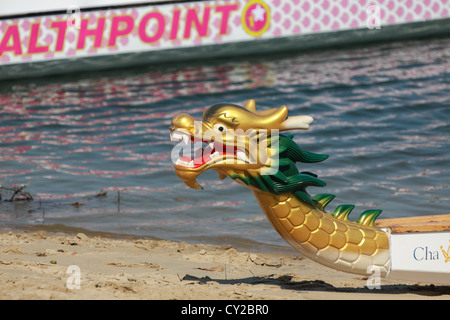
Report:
0,0,448,65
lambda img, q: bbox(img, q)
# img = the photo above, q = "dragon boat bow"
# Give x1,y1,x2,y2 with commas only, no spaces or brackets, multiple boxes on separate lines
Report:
170,100,450,285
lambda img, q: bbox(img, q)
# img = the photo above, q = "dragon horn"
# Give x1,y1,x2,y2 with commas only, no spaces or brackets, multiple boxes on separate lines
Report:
264,105,313,131
279,114,314,131
244,99,256,112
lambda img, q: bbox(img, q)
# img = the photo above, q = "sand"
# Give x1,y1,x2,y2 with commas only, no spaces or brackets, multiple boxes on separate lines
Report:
0,229,448,300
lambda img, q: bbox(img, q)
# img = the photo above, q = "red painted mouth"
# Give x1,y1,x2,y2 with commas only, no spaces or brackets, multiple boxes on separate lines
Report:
170,132,248,169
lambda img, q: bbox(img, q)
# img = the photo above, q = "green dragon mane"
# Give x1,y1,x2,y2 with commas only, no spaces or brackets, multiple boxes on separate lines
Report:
230,133,383,225
230,133,328,206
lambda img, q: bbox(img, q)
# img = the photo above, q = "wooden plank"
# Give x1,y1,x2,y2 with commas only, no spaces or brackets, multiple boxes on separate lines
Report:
375,214,450,233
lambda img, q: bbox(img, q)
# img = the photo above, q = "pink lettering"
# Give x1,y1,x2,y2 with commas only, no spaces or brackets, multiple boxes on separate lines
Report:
108,15,134,46
50,21,68,52
170,9,181,40
77,17,106,50
28,23,49,54
139,12,165,43
215,4,239,35
184,7,211,39
0,25,22,56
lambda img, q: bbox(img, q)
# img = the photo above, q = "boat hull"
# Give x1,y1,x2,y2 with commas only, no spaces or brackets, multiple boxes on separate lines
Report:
376,215,450,285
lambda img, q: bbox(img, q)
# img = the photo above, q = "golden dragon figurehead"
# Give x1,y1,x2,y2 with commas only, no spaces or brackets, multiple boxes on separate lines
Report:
169,100,391,278
169,99,327,196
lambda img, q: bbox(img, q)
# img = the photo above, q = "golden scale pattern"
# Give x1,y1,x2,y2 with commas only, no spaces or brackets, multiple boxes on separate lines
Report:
254,191,391,276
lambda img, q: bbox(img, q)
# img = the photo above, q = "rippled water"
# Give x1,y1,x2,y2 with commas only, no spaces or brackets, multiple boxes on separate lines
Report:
0,37,449,251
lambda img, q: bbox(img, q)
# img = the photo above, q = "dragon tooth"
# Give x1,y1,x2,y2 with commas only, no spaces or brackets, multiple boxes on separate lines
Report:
171,132,182,141
236,150,250,163
176,158,192,166
171,131,192,145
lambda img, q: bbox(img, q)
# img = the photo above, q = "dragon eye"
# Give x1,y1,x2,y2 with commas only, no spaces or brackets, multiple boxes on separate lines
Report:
214,124,227,133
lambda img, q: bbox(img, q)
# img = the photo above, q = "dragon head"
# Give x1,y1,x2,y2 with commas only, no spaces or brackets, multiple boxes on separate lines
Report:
170,99,328,204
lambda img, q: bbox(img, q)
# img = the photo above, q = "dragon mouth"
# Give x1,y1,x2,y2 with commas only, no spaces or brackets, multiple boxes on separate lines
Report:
170,130,250,171
169,100,315,190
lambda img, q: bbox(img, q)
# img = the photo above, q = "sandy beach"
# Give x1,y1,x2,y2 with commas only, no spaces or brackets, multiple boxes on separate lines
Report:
0,229,448,300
